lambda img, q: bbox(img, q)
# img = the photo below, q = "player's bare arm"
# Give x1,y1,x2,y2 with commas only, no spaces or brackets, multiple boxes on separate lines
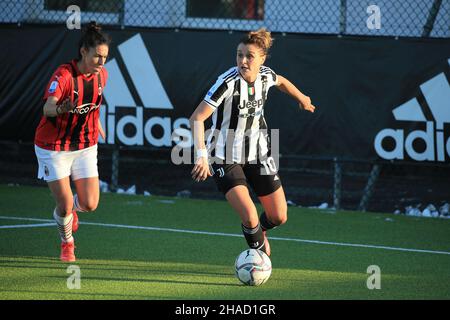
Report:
276,75,316,113
189,101,214,182
98,119,106,140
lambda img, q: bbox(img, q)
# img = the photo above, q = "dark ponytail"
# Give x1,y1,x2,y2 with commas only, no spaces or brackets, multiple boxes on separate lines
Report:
78,21,111,59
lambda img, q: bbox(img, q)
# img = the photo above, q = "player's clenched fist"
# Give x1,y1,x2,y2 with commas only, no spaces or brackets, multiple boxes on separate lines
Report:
56,98,76,115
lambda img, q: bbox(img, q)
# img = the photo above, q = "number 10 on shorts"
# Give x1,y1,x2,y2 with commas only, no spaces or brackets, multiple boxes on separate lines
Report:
261,157,278,175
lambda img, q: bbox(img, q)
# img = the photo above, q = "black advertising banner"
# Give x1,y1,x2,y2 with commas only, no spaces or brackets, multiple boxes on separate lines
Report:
0,24,449,162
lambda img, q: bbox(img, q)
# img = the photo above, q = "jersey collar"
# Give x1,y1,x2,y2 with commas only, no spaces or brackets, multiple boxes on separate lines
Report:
237,67,261,86
71,59,96,81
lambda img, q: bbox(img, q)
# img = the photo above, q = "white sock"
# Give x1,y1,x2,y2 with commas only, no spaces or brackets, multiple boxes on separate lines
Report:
53,208,74,244
73,194,86,212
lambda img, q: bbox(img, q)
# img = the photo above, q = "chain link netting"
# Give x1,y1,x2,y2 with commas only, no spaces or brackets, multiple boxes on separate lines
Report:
1,0,448,38
1,1,449,215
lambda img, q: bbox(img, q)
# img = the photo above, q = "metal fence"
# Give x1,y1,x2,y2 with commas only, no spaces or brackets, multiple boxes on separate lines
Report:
1,1,449,216
1,0,449,38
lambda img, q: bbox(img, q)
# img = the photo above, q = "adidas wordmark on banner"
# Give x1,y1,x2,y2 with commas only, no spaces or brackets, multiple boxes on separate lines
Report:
374,59,450,162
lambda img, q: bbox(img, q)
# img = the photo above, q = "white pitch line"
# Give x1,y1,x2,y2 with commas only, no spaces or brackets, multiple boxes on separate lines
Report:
0,216,54,223
1,215,449,256
268,236,450,255
0,223,55,229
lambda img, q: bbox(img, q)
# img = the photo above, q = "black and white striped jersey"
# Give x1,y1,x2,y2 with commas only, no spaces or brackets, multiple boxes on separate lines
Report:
204,66,278,163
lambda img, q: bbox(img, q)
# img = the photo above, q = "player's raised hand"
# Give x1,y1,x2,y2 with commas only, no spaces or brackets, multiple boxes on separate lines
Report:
299,95,316,113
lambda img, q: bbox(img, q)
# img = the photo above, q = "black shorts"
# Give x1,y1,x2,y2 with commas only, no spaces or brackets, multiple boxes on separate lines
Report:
210,161,282,197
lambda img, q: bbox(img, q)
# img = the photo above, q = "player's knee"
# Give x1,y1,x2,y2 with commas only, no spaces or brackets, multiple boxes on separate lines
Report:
269,207,288,226
84,202,98,212
272,214,287,226
79,198,98,212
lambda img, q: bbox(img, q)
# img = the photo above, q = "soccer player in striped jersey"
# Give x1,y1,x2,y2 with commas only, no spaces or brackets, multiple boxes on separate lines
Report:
34,22,110,262
190,28,315,256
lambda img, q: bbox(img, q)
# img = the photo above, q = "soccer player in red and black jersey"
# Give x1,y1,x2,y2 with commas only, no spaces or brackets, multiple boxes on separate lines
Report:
34,21,110,262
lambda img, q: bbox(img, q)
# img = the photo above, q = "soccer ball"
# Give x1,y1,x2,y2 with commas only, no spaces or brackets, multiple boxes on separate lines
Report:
235,249,272,286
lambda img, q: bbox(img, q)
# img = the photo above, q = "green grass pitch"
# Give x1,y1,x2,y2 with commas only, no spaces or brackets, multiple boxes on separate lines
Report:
0,184,449,299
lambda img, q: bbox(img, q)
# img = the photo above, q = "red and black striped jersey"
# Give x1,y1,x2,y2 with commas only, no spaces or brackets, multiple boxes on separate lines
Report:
34,59,108,151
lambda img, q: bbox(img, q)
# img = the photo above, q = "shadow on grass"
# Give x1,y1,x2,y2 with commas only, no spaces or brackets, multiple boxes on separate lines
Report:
44,275,241,287
0,255,234,278
0,289,174,300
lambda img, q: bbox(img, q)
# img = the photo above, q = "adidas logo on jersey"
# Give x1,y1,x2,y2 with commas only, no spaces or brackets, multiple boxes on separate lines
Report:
100,34,191,147
374,59,450,162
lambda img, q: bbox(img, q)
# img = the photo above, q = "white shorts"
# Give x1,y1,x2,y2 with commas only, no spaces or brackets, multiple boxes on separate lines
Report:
34,144,98,182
